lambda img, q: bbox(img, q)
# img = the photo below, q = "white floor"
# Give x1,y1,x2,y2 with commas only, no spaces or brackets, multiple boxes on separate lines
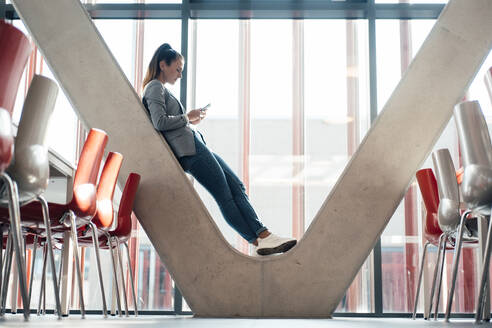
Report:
0,315,491,328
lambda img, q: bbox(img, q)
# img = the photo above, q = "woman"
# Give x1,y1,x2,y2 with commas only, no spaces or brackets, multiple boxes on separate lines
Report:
142,43,296,256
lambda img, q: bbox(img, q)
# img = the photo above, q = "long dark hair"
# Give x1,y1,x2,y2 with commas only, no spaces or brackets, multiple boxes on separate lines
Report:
142,43,183,89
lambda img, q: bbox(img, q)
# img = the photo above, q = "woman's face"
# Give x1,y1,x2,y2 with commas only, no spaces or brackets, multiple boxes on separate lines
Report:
160,58,184,85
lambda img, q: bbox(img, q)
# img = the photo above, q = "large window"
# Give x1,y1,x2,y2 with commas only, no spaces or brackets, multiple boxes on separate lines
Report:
6,0,492,317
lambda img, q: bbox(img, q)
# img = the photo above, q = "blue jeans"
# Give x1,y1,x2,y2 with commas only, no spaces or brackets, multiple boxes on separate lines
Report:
178,134,267,243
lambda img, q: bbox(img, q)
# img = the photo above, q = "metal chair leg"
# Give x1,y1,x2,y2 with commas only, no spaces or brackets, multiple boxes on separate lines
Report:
10,253,18,314
426,233,445,320
28,235,38,306
68,211,85,318
37,244,47,316
123,242,138,316
444,210,470,322
0,224,3,304
0,232,13,315
104,232,122,317
2,174,29,319
115,239,129,317
88,222,108,317
413,241,430,319
104,232,123,317
37,195,62,319
433,236,447,320
476,212,492,323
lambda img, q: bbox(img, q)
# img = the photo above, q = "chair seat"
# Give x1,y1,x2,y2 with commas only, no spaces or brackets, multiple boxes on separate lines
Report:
0,200,88,230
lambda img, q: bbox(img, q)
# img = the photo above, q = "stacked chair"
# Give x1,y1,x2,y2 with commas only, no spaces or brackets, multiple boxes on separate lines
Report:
0,21,37,319
413,163,479,321
77,172,140,317
0,20,141,319
413,168,444,320
453,100,492,323
0,74,62,319
18,128,108,317
414,98,492,322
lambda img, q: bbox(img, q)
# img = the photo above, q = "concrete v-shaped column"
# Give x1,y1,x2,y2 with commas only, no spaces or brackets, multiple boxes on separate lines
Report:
12,0,492,317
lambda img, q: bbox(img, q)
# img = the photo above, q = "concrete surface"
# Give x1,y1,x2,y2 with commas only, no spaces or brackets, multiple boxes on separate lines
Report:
11,0,492,317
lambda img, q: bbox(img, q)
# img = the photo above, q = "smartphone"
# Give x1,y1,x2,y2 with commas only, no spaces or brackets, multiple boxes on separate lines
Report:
200,103,211,112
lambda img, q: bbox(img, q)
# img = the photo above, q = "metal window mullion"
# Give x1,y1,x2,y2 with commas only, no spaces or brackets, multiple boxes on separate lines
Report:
5,3,444,20
368,0,383,317
127,5,144,308
188,19,197,111
237,19,251,253
292,19,305,240
174,0,190,314
148,248,156,308
398,12,419,313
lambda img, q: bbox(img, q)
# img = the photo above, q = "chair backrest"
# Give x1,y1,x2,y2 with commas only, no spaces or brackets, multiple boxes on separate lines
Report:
69,128,108,219
0,108,13,173
111,173,140,241
92,151,123,229
432,148,461,233
454,100,492,210
0,21,32,115
7,75,58,203
416,168,442,245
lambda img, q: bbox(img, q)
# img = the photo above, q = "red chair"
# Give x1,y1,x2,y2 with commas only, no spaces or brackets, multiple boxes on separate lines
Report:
413,169,442,319
0,21,32,114
77,151,123,317
107,173,140,317
79,173,140,317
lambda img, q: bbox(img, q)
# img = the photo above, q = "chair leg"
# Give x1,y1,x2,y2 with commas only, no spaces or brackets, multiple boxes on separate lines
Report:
0,225,3,303
433,236,447,320
28,235,38,306
104,232,122,317
1,173,29,319
37,243,47,316
0,232,13,315
476,213,492,323
58,231,72,317
88,222,108,318
10,253,18,314
444,210,470,322
412,241,430,319
37,196,62,319
68,211,85,318
426,233,445,320
123,242,138,316
42,267,46,316
115,239,129,317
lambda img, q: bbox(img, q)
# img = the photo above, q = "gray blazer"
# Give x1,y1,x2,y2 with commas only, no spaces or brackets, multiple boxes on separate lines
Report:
142,79,197,158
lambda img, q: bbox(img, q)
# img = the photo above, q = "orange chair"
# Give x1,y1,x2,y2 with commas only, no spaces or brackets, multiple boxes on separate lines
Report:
77,151,123,317
0,128,108,317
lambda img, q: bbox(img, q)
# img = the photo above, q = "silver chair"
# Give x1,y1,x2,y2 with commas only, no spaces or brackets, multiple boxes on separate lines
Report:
0,106,28,319
0,75,62,318
431,148,480,321
426,149,459,320
453,100,492,323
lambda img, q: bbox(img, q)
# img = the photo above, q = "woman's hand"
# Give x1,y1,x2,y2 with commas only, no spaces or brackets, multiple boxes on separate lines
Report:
187,109,207,125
